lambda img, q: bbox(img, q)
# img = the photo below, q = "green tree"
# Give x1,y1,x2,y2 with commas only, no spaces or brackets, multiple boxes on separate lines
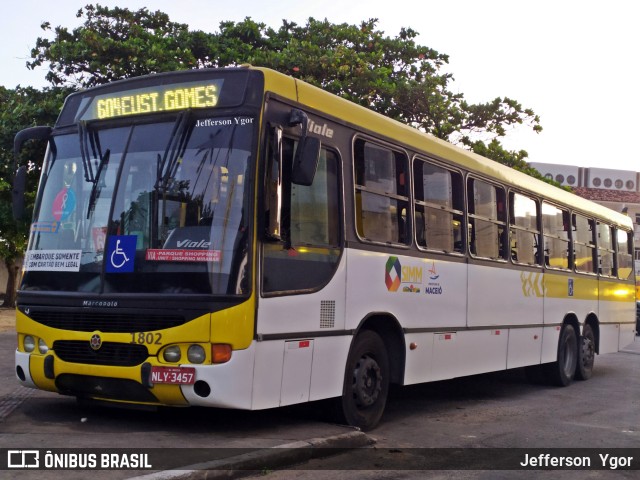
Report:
0,86,67,306
29,6,542,168
28,4,199,87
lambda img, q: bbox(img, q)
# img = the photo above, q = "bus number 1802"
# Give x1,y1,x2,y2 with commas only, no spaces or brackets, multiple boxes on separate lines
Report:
130,332,162,345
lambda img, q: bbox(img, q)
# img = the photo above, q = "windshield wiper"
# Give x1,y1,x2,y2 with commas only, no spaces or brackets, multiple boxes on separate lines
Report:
86,149,110,219
155,110,193,192
78,121,112,218
79,120,107,184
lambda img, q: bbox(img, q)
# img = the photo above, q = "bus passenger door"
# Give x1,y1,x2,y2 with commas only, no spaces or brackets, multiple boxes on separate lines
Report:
253,109,346,409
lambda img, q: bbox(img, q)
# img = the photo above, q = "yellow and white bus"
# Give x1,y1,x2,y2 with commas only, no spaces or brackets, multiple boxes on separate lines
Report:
13,66,636,430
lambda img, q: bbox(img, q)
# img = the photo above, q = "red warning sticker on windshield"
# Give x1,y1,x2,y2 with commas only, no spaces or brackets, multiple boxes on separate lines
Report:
145,249,221,262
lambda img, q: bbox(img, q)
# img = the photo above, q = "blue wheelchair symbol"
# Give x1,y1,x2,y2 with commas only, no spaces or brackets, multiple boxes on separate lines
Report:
106,235,136,273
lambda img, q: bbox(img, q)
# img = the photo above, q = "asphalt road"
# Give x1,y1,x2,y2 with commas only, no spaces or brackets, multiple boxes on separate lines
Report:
0,323,638,480
255,338,640,479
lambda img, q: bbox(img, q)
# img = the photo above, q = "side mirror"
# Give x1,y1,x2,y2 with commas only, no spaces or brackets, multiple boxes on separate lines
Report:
14,126,51,157
12,126,52,221
12,165,27,220
288,109,320,186
291,136,320,186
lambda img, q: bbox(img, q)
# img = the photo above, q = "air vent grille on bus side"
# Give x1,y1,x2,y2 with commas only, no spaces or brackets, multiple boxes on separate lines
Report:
27,310,186,333
53,340,149,367
320,300,336,328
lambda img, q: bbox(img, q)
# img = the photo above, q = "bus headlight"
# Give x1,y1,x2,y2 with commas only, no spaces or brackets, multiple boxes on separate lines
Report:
187,345,206,364
24,335,36,353
163,346,181,363
38,338,49,354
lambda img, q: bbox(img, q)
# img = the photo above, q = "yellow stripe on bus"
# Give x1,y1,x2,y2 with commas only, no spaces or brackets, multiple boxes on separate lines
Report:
519,272,635,301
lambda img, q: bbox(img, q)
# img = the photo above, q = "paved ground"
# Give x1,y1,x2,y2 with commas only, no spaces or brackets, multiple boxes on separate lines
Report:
0,308,14,333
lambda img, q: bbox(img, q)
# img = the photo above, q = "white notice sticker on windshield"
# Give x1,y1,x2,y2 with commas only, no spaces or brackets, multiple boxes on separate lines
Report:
24,250,82,272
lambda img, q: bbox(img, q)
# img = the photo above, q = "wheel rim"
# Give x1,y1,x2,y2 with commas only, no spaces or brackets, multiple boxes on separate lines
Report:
581,335,595,368
352,355,382,408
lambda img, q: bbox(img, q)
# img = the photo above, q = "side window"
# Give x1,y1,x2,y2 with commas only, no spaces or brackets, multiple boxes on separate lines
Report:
616,229,633,280
263,139,341,294
509,193,540,266
413,159,464,253
573,214,596,273
467,178,507,260
542,202,571,270
354,139,409,245
597,222,615,276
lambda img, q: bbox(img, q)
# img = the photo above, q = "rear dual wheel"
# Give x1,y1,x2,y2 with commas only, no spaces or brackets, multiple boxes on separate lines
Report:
526,323,596,386
544,324,578,386
576,323,595,381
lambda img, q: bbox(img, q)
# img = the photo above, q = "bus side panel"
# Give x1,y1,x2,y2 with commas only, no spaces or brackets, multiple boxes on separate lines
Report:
468,264,543,369
256,255,347,335
599,324,621,354
250,336,350,408
344,249,467,332
619,322,636,350
541,325,562,364
252,340,285,410
545,274,598,323
430,330,508,381
280,339,314,406
403,332,434,385
507,327,544,369
599,277,636,351
308,336,352,401
467,264,543,328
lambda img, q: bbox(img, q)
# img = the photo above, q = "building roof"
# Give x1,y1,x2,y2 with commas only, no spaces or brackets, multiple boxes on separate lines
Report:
572,187,640,205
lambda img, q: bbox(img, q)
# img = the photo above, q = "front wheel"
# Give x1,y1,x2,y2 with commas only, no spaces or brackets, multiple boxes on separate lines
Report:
575,323,595,381
544,324,578,386
340,330,390,431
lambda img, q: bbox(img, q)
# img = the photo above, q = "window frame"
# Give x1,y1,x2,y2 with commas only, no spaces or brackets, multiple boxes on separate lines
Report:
352,135,411,248
572,213,597,275
596,221,616,277
508,190,542,267
466,176,508,262
615,228,634,281
541,201,572,271
412,155,465,255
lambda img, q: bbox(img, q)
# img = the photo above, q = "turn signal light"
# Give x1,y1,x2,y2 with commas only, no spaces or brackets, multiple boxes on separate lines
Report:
211,344,232,364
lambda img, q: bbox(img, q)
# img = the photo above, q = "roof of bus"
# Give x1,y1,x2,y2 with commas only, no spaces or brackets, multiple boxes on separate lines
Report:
254,66,633,230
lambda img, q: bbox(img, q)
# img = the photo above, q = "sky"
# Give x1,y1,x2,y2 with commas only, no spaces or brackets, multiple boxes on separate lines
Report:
1,0,639,172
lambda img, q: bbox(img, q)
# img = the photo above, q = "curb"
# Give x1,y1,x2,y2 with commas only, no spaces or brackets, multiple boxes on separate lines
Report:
127,430,375,480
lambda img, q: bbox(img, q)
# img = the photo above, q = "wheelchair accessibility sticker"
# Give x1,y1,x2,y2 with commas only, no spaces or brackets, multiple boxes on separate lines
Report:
106,235,136,273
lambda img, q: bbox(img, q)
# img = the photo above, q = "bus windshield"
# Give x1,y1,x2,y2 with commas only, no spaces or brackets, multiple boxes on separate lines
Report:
22,115,254,296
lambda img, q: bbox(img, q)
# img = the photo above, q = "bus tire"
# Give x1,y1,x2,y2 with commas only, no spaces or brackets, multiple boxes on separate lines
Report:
575,323,595,381
341,330,389,431
544,324,578,386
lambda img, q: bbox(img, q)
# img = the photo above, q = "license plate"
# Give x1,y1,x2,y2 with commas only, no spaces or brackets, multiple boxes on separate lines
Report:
150,366,196,385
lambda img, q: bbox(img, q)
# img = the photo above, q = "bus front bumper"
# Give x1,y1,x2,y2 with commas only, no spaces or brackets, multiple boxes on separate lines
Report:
15,346,255,410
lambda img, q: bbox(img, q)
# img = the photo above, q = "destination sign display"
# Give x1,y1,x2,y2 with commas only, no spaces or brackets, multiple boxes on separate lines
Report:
82,79,224,120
